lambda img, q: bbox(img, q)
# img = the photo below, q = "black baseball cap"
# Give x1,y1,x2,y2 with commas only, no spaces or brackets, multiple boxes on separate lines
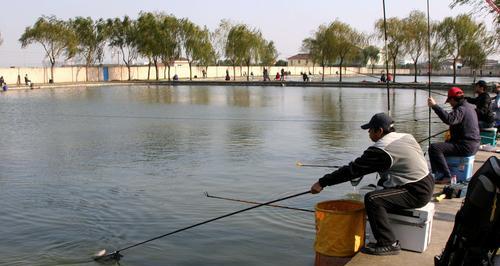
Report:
475,80,487,88
361,113,394,131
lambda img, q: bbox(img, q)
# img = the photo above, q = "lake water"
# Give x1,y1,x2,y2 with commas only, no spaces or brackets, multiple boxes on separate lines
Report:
0,84,449,266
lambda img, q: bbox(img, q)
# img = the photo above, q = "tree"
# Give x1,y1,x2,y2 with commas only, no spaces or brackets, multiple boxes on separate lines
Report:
158,14,180,81
70,17,108,81
19,16,77,82
260,40,278,67
362,45,380,74
434,15,495,83
106,16,139,81
375,17,406,82
179,19,214,80
225,24,262,81
403,11,428,82
328,20,366,82
302,25,336,81
212,19,233,66
136,12,162,80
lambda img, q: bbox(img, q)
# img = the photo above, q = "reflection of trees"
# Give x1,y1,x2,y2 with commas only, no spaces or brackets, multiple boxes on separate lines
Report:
225,87,269,107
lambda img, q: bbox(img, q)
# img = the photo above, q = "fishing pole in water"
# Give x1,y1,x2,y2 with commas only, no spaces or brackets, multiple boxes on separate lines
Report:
93,190,311,262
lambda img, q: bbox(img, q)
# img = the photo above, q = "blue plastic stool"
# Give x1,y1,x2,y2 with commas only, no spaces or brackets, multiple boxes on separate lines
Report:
445,155,475,182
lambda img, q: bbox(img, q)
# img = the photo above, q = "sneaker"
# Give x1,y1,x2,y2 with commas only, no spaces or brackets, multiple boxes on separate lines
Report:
362,241,401,255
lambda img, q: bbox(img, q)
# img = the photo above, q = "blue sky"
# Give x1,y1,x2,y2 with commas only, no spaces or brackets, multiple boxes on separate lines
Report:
0,0,496,67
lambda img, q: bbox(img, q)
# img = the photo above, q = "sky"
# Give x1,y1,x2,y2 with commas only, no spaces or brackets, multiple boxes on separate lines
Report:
0,0,497,67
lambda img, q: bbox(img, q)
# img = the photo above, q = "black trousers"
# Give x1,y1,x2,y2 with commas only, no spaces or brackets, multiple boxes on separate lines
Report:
428,142,478,179
364,174,434,246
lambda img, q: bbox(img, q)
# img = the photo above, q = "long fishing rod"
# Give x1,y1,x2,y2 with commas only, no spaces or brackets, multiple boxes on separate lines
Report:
296,128,448,170
94,190,311,262
342,68,448,97
426,0,433,149
295,161,341,168
205,192,314,213
382,0,391,112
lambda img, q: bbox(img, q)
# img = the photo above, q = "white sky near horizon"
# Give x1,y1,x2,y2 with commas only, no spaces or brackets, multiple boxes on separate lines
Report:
0,0,497,67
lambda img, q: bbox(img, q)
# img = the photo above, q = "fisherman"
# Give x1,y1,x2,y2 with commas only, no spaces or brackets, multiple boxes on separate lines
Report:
427,87,480,184
310,113,434,255
465,80,495,129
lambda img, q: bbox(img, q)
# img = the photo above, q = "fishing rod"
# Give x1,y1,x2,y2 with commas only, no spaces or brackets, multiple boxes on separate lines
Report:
93,190,311,262
205,192,314,213
426,0,433,149
296,128,448,171
382,0,391,112
295,161,341,168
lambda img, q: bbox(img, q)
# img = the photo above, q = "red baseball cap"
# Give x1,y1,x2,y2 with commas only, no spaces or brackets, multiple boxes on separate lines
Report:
445,87,464,103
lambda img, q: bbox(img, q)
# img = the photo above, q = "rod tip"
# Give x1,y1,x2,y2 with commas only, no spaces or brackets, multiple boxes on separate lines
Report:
295,161,302,167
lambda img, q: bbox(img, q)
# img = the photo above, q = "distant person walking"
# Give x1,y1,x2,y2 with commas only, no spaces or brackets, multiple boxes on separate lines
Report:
225,70,231,81
280,68,285,81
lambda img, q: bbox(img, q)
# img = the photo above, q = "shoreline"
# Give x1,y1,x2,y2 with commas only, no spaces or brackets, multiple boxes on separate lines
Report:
1,79,480,92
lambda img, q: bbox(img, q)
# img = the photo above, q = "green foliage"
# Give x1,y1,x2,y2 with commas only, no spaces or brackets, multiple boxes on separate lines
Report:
225,24,263,80
274,59,288,66
106,16,139,80
434,14,495,83
375,17,406,82
179,19,215,80
19,15,77,81
69,17,108,80
260,41,278,66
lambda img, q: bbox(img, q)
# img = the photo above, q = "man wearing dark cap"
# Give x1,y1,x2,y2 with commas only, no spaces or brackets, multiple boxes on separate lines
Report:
465,80,495,128
310,113,434,256
428,87,480,184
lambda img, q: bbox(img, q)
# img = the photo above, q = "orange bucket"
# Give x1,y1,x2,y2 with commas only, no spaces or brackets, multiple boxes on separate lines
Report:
314,200,366,257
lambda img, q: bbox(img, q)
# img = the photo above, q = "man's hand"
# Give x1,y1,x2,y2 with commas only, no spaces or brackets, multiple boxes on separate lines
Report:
310,182,323,194
427,97,437,107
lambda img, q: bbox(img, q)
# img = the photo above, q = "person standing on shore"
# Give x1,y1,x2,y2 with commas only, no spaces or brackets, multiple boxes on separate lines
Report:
427,87,480,184
310,113,433,256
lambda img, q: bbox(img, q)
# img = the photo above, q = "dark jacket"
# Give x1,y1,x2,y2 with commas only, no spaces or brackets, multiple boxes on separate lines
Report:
432,100,480,150
319,146,391,187
466,92,495,124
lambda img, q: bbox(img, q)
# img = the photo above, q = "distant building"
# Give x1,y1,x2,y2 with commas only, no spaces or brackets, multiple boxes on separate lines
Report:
287,54,315,67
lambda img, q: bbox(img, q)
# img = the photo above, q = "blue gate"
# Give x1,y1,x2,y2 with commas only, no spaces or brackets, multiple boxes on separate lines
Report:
103,66,109,81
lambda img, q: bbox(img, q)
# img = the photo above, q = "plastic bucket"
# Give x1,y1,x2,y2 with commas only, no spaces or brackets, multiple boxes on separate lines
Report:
314,200,366,257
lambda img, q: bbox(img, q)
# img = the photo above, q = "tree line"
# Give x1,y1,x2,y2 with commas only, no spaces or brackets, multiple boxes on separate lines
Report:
18,12,277,82
302,10,497,83
17,9,499,83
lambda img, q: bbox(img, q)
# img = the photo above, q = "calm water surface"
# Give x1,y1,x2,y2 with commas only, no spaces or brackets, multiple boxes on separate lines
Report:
0,85,447,266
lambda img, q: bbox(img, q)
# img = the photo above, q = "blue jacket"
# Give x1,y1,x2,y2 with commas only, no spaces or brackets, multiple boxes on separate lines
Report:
432,100,480,152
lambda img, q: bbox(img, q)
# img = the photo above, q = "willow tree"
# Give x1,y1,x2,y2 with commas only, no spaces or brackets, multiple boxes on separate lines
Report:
302,25,336,81
158,14,180,81
375,17,406,82
225,24,262,81
362,45,380,74
259,40,278,71
179,19,214,80
403,11,428,83
434,15,495,83
328,20,365,82
70,17,108,81
19,16,77,82
136,12,163,80
106,16,139,81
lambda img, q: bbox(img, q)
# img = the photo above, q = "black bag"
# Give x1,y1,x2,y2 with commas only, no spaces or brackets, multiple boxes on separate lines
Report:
435,156,500,266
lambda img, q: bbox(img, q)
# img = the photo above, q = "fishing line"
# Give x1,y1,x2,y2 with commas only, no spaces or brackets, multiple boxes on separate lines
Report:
94,191,310,262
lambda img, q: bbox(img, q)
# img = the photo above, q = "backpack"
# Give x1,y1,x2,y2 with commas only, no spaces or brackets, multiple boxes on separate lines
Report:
435,156,500,266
